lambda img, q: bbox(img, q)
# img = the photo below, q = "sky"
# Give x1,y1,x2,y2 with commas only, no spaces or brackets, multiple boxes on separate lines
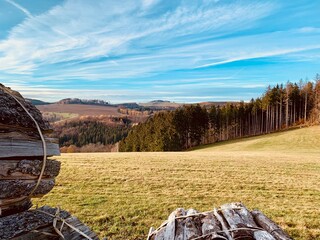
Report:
0,0,320,103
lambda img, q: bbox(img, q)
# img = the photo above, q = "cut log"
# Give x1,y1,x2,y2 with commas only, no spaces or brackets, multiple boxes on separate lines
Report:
220,203,275,240
0,159,60,180
220,202,257,227
0,179,55,199
201,213,221,235
0,84,51,133
154,227,165,240
0,197,32,217
184,209,201,239
148,203,292,240
164,210,176,240
251,210,293,240
0,138,60,158
0,206,99,240
175,209,186,240
213,208,232,240
59,216,99,240
254,231,277,240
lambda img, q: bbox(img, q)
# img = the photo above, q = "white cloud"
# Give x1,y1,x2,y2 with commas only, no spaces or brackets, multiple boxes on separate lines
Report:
141,0,159,9
0,0,276,77
1,0,320,102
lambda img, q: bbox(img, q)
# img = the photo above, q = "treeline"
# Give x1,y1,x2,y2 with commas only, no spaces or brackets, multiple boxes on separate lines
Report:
120,76,320,151
50,120,129,148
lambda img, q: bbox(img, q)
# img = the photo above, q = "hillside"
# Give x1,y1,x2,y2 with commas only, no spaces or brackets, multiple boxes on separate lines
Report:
37,103,120,116
34,126,320,239
195,125,320,153
26,98,51,105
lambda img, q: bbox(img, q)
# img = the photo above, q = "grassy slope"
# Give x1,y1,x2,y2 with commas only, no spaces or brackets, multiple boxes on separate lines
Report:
195,126,320,153
34,126,320,240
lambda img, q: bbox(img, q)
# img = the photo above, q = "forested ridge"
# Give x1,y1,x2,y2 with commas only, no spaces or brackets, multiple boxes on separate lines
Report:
50,120,129,152
120,76,320,151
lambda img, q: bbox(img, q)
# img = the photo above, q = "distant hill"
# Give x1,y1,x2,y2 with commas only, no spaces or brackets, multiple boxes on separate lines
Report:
139,100,182,109
29,97,235,109
57,98,110,106
37,103,120,117
26,98,51,105
117,102,141,109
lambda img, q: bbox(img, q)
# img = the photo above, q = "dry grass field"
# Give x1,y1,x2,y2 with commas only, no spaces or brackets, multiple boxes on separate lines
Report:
37,104,121,116
34,126,320,240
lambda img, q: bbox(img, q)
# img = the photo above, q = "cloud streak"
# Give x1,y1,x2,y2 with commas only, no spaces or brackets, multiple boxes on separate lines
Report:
0,0,320,102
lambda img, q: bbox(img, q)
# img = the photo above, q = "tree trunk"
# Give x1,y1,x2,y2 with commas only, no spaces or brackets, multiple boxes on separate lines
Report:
304,91,308,123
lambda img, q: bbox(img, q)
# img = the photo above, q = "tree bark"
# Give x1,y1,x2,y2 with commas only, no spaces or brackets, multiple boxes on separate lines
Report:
0,159,60,180
0,179,55,199
0,206,99,240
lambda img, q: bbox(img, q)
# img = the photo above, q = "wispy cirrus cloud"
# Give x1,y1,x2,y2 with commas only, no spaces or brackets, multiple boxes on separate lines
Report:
0,0,320,102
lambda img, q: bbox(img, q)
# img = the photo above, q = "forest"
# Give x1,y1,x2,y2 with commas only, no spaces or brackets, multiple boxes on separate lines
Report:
120,76,320,151
50,120,129,152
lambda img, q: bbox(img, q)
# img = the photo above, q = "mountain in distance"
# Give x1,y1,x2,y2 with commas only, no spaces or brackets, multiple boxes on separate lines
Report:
28,97,234,108
57,98,110,106
139,100,182,109
117,102,141,109
26,98,51,105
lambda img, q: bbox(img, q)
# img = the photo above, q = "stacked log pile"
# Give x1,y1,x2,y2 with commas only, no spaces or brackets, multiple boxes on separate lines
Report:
0,84,98,239
0,84,60,216
148,202,292,240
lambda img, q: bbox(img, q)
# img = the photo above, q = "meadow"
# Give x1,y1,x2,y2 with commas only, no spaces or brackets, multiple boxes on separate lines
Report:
35,126,320,239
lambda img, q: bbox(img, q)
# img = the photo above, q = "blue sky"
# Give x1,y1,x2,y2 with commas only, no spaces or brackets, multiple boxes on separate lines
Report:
0,0,320,103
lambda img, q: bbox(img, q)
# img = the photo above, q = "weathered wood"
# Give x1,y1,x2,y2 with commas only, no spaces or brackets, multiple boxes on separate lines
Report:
0,198,32,217
11,225,59,240
201,213,221,235
0,179,55,199
184,209,201,239
59,216,99,240
220,203,256,239
154,227,165,240
254,230,277,240
149,203,292,240
0,206,69,239
164,210,176,240
0,206,99,240
174,208,186,240
213,208,232,240
251,210,293,240
0,84,51,133
0,138,60,158
0,159,60,179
